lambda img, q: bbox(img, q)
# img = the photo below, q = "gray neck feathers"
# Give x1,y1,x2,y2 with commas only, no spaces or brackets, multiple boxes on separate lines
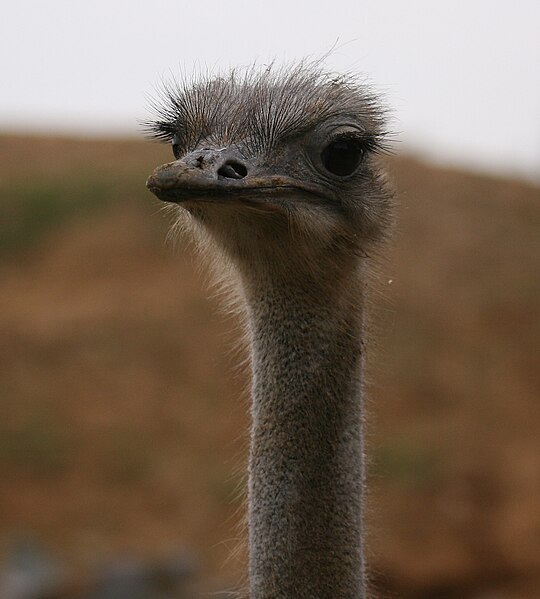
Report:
242,266,367,599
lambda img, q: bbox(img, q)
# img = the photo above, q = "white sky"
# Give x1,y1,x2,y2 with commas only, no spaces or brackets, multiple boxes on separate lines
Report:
1,0,539,181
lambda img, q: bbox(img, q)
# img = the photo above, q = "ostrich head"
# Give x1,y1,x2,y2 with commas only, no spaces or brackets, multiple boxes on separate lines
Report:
145,64,392,287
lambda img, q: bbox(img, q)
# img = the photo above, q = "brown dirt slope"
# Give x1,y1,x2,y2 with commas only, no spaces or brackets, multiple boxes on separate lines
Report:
0,135,539,598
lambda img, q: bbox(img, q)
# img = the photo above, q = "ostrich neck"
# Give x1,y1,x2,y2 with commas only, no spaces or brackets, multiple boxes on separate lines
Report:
243,266,367,599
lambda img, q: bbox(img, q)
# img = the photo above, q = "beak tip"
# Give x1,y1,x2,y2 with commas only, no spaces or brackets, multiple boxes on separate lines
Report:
146,174,159,193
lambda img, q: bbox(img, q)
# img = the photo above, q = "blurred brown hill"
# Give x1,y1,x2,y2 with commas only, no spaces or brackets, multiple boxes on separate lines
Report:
0,135,539,598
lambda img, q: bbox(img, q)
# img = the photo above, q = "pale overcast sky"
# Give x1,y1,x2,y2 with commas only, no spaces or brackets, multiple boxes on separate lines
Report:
1,0,539,181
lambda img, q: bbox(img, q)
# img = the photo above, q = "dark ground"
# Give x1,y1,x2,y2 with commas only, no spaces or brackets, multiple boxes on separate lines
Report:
1,135,539,598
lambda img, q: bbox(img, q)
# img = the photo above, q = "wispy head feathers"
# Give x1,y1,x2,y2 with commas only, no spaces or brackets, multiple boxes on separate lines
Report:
143,61,388,158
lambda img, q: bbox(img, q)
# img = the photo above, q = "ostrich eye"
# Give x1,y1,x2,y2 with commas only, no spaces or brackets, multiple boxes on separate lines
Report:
171,134,182,159
321,138,365,177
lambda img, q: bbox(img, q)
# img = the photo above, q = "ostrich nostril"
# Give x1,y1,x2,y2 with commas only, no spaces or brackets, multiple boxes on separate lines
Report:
218,160,248,180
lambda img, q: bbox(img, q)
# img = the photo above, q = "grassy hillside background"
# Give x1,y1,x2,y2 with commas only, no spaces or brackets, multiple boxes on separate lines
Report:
1,135,539,598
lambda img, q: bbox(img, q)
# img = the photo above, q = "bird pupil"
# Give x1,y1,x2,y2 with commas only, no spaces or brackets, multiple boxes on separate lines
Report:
321,139,363,176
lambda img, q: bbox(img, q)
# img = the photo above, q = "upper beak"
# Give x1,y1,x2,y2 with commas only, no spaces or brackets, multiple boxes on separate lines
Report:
146,147,252,202
146,147,331,204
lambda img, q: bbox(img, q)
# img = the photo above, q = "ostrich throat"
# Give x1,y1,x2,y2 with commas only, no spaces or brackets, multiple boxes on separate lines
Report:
244,262,366,599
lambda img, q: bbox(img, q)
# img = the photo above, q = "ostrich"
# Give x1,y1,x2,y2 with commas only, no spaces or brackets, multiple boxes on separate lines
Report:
145,63,393,599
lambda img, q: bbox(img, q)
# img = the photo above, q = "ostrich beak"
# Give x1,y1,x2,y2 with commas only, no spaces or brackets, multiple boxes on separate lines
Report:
146,148,330,205
146,148,250,202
